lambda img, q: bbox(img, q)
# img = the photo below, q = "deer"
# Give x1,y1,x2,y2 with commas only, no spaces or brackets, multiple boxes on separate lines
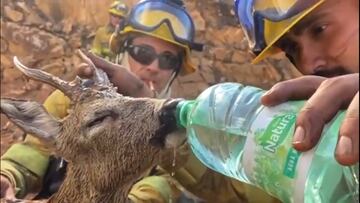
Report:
0,51,186,203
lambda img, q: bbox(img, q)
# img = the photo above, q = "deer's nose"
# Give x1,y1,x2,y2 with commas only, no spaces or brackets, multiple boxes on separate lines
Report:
149,98,184,147
159,98,184,125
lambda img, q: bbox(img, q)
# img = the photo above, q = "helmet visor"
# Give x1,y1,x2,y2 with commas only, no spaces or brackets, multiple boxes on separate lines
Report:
235,0,321,53
129,0,195,45
254,0,320,21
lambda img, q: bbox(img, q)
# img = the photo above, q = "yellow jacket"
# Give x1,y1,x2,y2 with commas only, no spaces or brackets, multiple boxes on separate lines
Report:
1,90,281,203
91,25,118,63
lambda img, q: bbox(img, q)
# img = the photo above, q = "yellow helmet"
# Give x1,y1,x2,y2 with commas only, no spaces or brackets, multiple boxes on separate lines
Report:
234,0,325,64
110,0,203,75
108,1,129,17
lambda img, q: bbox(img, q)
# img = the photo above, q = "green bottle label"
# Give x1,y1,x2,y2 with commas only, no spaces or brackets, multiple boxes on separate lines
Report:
283,148,301,178
242,101,354,203
242,101,308,203
259,114,296,154
258,113,301,179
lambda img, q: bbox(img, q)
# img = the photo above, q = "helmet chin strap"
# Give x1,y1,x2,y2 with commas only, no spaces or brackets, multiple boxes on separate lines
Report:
120,51,175,99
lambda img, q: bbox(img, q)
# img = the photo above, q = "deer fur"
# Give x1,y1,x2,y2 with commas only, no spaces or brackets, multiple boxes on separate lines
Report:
0,51,185,203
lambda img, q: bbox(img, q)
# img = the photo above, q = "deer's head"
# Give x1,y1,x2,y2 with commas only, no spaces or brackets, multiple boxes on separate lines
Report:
1,51,186,188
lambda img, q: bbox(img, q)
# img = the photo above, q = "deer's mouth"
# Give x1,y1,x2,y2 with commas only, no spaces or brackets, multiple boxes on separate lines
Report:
149,99,185,148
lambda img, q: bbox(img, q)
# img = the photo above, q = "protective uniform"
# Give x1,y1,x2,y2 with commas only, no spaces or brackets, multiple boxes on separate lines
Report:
91,1,129,63
234,0,325,63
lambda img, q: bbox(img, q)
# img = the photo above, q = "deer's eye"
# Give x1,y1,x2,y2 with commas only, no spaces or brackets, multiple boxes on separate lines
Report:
86,111,118,128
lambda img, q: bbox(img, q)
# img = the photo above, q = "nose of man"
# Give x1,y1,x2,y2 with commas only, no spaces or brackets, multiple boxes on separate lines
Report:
297,40,328,75
145,58,161,74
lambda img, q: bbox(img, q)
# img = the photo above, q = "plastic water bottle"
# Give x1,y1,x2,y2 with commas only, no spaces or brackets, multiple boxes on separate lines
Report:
176,82,359,203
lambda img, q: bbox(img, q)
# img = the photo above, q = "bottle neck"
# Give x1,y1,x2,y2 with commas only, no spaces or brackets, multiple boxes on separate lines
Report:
176,100,196,128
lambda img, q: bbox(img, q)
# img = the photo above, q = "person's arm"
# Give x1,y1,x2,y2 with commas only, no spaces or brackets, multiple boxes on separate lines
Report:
1,136,50,199
261,74,359,165
128,175,182,203
154,150,281,203
0,90,71,198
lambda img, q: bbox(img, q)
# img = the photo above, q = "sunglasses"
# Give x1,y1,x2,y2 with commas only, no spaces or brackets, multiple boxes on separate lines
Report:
126,44,182,71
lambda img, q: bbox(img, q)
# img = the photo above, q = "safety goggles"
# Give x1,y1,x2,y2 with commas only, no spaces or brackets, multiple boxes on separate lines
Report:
126,0,202,51
126,44,182,71
234,0,321,55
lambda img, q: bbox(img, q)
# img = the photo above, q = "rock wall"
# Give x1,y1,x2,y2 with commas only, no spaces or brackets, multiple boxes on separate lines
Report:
0,0,300,152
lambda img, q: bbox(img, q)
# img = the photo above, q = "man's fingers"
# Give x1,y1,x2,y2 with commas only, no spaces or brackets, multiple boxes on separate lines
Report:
261,76,325,106
76,63,93,78
85,51,116,76
292,107,328,151
75,51,154,97
4,188,15,199
335,92,359,165
293,74,359,152
0,176,15,198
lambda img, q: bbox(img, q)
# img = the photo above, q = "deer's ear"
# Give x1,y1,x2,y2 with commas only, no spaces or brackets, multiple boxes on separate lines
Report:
1,98,61,144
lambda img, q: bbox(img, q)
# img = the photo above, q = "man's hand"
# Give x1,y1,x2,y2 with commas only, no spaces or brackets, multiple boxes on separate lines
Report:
261,74,359,166
76,50,153,98
0,175,15,199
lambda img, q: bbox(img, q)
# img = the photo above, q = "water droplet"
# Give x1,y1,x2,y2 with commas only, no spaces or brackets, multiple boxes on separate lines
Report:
171,147,177,177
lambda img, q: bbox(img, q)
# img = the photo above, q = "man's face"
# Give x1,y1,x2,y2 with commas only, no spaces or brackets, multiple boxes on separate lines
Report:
127,35,182,93
276,0,359,77
110,14,123,28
